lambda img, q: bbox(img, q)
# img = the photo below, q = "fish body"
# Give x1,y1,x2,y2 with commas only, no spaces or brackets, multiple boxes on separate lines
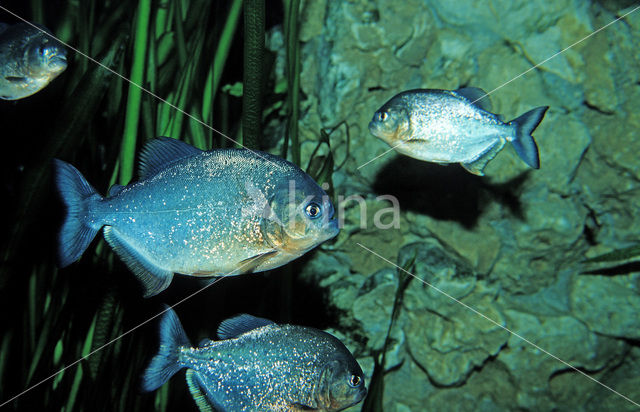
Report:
54,137,339,297
0,22,67,100
142,307,367,412
369,88,548,175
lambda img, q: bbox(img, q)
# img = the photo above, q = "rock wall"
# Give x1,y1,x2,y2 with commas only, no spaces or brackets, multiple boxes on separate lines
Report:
291,0,640,410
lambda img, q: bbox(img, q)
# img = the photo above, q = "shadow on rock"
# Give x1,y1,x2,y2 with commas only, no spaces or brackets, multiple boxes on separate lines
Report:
372,155,530,228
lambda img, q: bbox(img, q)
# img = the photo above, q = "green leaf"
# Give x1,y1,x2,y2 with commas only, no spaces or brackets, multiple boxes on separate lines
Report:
583,244,640,263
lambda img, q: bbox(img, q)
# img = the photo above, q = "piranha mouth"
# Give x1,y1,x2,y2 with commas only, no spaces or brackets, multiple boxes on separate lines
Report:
50,55,67,66
368,118,391,143
325,218,339,238
367,119,379,135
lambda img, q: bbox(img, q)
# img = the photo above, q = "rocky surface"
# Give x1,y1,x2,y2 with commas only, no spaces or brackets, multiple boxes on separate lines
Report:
292,0,640,410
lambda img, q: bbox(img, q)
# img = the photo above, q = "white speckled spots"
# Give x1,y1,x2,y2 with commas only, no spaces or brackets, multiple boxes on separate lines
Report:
88,145,339,293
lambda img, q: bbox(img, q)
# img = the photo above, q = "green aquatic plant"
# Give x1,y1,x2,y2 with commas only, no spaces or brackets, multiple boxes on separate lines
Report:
0,0,322,409
362,252,415,411
583,244,640,264
0,1,262,410
282,0,301,165
242,0,265,150
118,0,151,185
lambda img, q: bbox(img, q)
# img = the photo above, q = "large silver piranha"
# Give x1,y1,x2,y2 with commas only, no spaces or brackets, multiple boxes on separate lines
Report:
0,22,67,100
142,307,367,412
369,87,548,175
54,137,339,297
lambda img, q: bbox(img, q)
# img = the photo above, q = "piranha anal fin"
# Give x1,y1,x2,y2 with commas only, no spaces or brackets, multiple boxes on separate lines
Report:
103,226,173,297
138,137,203,180
185,370,215,412
217,314,275,340
461,139,506,176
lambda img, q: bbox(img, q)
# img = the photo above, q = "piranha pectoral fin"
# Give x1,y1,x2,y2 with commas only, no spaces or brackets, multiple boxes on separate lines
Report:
4,76,27,84
185,370,215,412
236,250,278,273
460,139,506,176
103,226,174,297
509,106,548,169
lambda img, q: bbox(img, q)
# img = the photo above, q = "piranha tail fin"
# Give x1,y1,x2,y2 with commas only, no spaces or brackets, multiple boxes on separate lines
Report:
141,306,191,392
53,159,102,267
509,106,548,169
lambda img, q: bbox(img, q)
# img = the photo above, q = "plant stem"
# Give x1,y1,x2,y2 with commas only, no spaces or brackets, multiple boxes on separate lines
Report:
202,0,243,147
283,0,301,165
242,0,265,150
119,0,151,184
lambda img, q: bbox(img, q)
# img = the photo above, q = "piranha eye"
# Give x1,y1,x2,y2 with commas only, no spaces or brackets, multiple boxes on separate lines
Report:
348,374,361,387
378,111,389,122
305,203,322,219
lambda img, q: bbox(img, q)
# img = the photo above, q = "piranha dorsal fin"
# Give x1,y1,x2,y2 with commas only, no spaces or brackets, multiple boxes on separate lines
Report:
455,87,492,112
138,137,203,180
103,226,174,297
217,314,274,340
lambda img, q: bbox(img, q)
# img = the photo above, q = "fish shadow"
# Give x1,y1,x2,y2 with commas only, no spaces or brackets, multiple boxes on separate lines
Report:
372,156,529,228
162,258,337,330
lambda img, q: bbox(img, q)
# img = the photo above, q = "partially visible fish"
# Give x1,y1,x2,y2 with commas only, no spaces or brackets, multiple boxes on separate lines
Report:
0,22,67,100
368,87,548,175
142,307,367,412
54,137,339,297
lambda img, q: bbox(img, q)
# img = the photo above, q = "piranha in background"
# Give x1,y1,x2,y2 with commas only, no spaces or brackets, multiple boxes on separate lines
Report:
142,307,367,412
0,22,67,100
369,87,549,175
54,137,339,297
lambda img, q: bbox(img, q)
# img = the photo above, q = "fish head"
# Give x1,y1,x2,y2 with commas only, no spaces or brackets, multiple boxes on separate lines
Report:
264,175,339,255
316,357,367,410
368,97,411,147
26,33,67,77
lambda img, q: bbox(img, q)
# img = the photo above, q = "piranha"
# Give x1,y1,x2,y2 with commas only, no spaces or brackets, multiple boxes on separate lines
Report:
368,87,549,175
0,22,67,100
54,137,339,297
142,307,367,412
